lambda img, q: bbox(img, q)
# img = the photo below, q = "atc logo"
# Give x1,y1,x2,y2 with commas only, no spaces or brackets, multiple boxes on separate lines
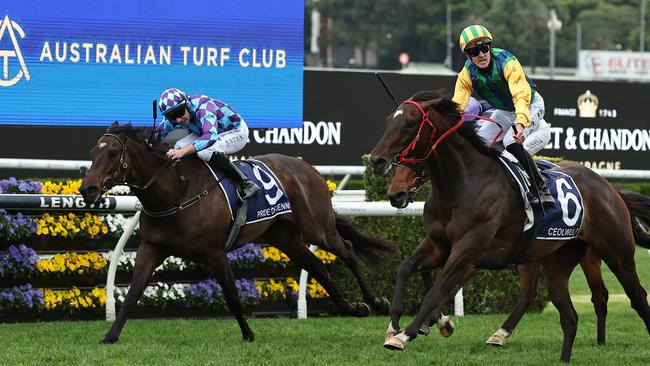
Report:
0,15,30,87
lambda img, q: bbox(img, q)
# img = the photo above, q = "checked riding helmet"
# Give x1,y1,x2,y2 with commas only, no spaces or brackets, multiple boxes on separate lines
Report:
158,88,189,121
459,24,493,52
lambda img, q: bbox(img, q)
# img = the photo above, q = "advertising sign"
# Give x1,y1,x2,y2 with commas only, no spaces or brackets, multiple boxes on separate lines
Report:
0,0,303,128
578,50,650,81
538,79,650,170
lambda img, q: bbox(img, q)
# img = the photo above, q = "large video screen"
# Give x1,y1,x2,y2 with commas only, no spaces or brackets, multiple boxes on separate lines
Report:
0,0,303,128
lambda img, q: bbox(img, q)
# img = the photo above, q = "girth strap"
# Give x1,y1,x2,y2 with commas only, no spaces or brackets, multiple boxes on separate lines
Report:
142,185,216,217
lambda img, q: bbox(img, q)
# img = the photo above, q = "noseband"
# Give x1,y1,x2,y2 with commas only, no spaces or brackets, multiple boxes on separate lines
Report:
394,100,465,164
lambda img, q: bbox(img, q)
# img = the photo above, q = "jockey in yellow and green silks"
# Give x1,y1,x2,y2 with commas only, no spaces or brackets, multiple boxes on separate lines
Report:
452,25,554,207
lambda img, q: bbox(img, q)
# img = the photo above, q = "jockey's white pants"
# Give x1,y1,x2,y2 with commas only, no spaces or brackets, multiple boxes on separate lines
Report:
174,121,249,161
477,91,550,155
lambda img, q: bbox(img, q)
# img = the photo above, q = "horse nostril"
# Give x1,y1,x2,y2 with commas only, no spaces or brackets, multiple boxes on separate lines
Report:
80,185,99,203
388,191,407,208
371,156,388,176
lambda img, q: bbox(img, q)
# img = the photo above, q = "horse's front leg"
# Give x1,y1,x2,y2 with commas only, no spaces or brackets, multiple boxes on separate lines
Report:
101,241,166,344
208,249,255,342
384,246,475,351
419,266,476,338
485,262,541,347
387,237,447,342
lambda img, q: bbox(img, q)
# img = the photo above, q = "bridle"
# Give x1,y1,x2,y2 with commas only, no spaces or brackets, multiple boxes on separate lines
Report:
99,133,173,192
97,133,214,217
393,100,466,164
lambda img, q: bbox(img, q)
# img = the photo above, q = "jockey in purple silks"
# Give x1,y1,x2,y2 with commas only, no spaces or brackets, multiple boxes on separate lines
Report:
155,88,259,200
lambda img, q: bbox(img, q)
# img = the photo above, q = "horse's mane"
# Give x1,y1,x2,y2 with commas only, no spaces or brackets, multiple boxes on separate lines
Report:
106,122,148,142
105,122,167,154
408,91,501,159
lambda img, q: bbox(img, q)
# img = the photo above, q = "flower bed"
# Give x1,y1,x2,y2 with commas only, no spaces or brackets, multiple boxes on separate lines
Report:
0,177,339,322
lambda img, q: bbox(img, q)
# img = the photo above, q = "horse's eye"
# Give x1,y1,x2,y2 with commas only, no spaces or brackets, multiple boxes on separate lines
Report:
405,118,418,128
108,149,120,157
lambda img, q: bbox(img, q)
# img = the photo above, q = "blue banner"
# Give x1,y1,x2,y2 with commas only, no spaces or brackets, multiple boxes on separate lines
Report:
0,0,303,128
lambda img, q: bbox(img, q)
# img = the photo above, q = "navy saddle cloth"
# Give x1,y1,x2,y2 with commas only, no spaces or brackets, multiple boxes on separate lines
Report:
205,159,292,224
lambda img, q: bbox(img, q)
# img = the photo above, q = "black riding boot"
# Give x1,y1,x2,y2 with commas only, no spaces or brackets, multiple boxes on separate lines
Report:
505,144,555,207
209,152,260,200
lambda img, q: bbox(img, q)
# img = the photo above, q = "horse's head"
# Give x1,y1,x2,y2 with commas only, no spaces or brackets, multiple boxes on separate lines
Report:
387,163,429,209
369,91,461,176
79,122,149,204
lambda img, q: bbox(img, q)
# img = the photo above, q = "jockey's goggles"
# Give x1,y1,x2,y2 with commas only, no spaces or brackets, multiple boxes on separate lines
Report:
465,42,491,57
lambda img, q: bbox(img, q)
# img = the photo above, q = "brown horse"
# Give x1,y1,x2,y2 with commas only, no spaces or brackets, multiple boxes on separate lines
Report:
388,162,611,346
369,91,650,362
79,122,395,344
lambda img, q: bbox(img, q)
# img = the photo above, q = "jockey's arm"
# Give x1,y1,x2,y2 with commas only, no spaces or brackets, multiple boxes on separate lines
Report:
192,111,219,152
503,59,532,128
451,68,473,112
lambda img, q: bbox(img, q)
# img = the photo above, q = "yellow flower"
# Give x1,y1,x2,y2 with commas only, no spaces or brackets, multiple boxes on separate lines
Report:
326,180,337,192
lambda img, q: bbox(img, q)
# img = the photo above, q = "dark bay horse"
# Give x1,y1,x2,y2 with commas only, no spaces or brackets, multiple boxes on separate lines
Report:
369,92,650,362
80,122,395,343
388,162,614,346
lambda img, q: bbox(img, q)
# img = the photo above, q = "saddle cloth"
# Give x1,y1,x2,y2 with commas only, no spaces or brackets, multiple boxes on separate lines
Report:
497,156,585,240
205,159,292,224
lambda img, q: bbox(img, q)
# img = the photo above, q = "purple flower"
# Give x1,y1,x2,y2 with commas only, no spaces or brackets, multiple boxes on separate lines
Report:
0,284,43,312
0,211,38,241
0,177,42,194
1,244,38,278
227,243,264,269
186,277,258,308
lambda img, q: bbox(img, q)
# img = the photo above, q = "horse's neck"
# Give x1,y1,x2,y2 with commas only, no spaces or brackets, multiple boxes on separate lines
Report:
126,144,190,209
425,137,500,197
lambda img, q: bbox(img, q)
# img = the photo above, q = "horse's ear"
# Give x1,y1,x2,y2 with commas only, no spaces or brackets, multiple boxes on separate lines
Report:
112,121,119,126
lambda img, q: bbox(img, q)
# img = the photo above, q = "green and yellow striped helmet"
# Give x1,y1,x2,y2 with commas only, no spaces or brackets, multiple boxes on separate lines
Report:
459,25,493,51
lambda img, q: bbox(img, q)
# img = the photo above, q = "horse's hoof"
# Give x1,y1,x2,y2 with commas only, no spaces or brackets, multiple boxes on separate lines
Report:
243,332,255,342
486,328,509,347
99,337,117,344
384,329,399,344
437,316,455,338
418,324,431,336
351,302,371,317
486,333,505,347
372,297,391,315
383,332,409,351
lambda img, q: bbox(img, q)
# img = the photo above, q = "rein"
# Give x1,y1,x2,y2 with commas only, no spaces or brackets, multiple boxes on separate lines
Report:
100,133,213,218
396,101,466,164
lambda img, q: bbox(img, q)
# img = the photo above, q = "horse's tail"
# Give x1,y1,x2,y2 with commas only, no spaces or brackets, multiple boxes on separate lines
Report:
618,190,650,249
334,214,397,266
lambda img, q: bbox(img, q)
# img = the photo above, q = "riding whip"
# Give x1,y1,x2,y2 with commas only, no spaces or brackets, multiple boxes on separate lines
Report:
375,72,399,108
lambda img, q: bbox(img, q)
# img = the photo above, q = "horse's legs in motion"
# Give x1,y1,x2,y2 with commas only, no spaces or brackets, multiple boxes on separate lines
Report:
594,239,650,335
385,245,474,350
207,249,254,342
580,248,608,345
386,236,447,339
334,238,390,314
277,231,370,317
542,245,585,363
101,242,167,344
419,270,459,338
486,262,541,347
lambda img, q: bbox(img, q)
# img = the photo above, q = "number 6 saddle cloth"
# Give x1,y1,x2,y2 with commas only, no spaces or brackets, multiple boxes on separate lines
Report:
205,159,292,224
498,156,585,240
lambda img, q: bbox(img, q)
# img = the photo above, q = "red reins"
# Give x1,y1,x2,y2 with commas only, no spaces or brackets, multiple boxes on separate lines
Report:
397,100,465,163
396,101,504,164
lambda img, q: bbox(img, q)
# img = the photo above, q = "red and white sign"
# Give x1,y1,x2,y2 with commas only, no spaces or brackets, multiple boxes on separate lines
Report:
578,50,650,80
